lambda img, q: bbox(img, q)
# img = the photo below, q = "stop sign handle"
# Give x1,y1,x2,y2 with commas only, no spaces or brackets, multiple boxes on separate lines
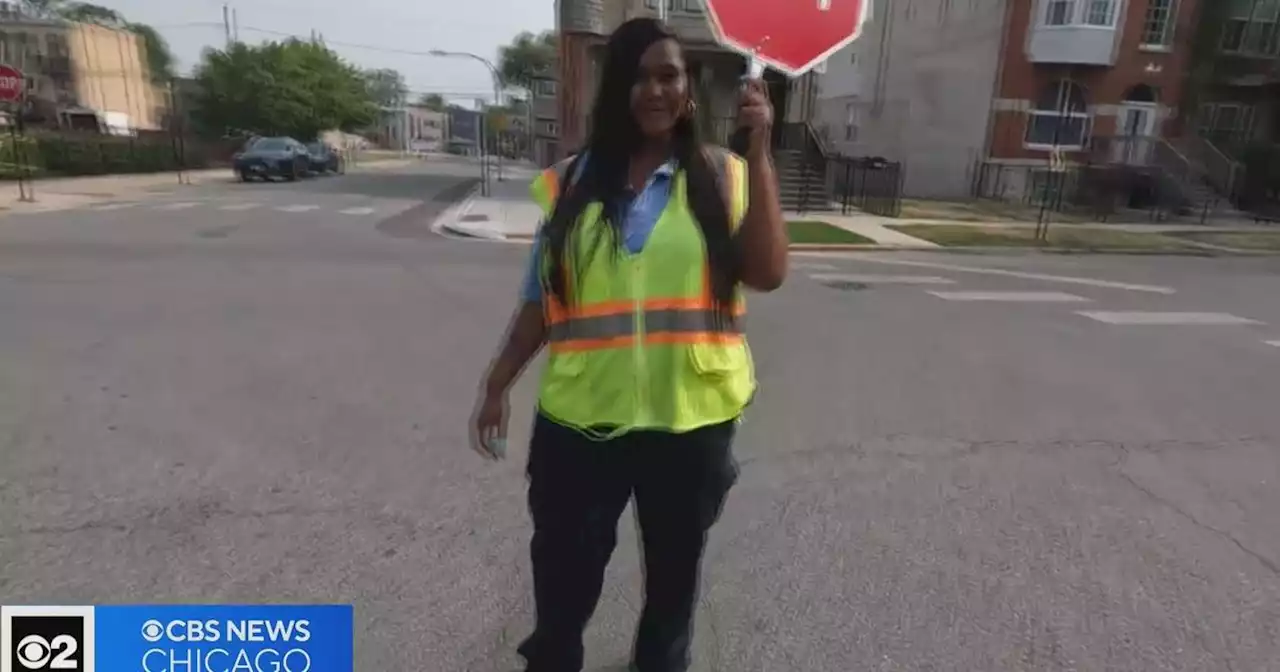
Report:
729,42,768,156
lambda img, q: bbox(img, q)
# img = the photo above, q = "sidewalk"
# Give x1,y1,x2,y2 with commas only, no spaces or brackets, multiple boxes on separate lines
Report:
0,159,422,215
435,170,543,240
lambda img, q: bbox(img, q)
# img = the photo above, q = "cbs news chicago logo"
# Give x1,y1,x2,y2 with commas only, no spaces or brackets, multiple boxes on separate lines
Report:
1,606,95,672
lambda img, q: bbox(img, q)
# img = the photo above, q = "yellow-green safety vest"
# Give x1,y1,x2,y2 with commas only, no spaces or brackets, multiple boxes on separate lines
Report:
529,148,755,437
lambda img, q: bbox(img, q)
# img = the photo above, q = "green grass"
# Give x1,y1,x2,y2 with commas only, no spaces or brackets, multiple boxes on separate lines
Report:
888,224,1198,251
787,220,875,245
1167,231,1280,251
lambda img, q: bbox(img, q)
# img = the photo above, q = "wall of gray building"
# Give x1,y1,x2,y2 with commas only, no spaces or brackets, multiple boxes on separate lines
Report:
816,0,1009,199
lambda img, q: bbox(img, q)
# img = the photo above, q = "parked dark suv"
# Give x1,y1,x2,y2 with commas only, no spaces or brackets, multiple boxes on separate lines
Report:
233,137,310,181
305,141,344,175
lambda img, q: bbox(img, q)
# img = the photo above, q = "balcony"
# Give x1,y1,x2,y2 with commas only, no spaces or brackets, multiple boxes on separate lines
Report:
634,0,716,46
1026,0,1120,66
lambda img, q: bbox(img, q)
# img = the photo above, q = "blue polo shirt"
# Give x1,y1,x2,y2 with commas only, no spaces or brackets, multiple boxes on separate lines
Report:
520,156,677,303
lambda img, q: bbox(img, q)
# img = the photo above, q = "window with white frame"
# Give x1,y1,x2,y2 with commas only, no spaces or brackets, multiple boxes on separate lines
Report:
844,103,859,142
1042,0,1117,27
535,79,557,96
1024,80,1090,148
1045,0,1075,25
1198,102,1258,143
1084,0,1115,25
644,0,677,10
1141,0,1177,46
683,0,703,13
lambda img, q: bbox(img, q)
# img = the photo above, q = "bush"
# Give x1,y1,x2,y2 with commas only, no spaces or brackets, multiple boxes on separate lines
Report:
0,132,228,180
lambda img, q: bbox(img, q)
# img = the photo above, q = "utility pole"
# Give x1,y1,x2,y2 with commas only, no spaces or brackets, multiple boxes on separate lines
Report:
222,4,231,47
232,8,239,42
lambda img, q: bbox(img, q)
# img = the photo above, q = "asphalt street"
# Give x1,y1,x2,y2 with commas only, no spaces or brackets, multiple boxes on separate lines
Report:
2,162,1280,671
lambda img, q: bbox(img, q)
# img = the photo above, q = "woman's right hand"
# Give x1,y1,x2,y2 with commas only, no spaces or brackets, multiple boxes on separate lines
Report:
471,389,509,460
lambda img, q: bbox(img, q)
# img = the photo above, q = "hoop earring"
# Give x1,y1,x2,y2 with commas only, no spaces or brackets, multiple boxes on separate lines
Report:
685,99,698,118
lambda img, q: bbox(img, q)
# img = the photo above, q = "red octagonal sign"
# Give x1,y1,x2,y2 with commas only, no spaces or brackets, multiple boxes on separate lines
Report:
704,0,870,77
0,64,24,103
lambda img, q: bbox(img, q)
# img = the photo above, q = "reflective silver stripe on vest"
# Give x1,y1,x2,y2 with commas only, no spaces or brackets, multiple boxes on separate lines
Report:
547,309,743,342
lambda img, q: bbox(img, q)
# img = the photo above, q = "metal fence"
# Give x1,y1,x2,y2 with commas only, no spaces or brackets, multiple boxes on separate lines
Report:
0,130,240,180
828,155,904,218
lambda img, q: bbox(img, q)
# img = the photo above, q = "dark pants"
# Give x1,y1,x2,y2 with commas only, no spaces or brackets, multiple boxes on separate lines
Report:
517,413,739,672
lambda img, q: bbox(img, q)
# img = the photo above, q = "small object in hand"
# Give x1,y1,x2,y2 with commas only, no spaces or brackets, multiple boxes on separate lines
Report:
487,437,507,459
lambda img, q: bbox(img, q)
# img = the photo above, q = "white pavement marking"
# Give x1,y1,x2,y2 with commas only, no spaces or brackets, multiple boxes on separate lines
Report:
1077,311,1263,325
92,202,139,211
928,291,1091,302
276,204,321,213
799,253,1176,294
792,262,838,271
153,202,200,210
338,207,376,215
810,273,956,285
218,203,261,211
1265,340,1280,347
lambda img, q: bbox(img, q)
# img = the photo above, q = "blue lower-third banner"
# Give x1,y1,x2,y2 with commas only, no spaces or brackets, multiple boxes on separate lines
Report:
1,604,353,672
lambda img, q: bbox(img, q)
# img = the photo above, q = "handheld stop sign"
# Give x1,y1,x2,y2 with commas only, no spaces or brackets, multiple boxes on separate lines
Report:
703,0,871,79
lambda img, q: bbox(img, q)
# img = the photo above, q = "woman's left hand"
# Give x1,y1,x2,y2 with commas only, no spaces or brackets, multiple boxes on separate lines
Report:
736,79,773,159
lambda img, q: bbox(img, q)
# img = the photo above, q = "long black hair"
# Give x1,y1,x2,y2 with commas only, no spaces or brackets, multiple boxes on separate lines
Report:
540,18,738,317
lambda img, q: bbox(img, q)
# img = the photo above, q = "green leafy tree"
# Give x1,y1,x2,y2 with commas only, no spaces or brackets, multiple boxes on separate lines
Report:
363,68,408,107
193,40,377,140
59,2,122,24
498,31,556,90
127,23,176,83
417,93,446,111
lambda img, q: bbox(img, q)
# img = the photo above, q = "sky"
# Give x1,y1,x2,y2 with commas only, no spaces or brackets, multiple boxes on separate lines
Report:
95,0,554,107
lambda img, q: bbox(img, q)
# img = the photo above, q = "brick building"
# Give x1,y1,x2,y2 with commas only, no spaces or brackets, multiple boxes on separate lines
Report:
816,0,1220,203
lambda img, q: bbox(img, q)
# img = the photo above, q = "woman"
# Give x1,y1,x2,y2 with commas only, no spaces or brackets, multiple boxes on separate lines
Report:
473,17,787,672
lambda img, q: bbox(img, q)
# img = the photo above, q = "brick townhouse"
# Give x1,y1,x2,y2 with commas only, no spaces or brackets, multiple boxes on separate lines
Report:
816,0,1212,201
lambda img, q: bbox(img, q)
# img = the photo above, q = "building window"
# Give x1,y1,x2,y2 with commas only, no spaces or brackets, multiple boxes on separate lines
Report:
535,79,557,97
644,0,677,10
1084,0,1114,25
1045,0,1075,25
1025,80,1090,149
844,103,859,141
1220,0,1280,56
1141,0,1177,46
1043,0,1116,27
683,0,703,13
544,121,558,135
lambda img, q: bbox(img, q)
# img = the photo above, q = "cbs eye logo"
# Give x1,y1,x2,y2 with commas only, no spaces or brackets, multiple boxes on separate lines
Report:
5,615,85,672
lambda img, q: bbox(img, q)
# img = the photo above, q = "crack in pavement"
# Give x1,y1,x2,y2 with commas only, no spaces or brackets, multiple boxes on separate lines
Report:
1114,445,1280,578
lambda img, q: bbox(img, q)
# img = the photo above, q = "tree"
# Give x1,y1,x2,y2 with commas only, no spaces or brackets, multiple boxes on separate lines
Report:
193,39,377,140
498,31,556,91
363,68,408,108
417,93,445,111
59,2,122,24
127,23,176,83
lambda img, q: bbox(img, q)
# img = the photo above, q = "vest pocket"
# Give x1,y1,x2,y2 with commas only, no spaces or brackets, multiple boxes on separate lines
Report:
687,342,748,378
545,351,587,381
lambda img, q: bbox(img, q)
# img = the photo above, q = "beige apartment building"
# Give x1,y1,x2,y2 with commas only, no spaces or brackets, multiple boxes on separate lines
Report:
0,6,164,132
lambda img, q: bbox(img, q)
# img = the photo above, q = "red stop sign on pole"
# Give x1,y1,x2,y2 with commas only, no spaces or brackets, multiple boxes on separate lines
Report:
0,64,24,103
704,0,870,77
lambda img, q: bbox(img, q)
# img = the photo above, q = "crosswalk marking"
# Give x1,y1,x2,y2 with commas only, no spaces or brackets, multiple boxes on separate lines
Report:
803,254,1177,294
792,262,837,271
928,291,1090,302
338,207,376,215
93,202,138,211
219,203,261,211
276,204,321,213
153,202,200,210
1076,311,1262,325
811,273,954,285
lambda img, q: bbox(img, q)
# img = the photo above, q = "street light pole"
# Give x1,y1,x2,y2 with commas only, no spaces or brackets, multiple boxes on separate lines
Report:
429,49,505,185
